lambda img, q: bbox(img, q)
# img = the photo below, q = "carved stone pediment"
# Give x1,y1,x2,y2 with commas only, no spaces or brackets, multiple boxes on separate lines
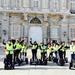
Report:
30,17,41,24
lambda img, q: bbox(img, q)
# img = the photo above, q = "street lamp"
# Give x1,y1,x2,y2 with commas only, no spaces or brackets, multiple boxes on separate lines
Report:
9,14,11,39
67,16,70,43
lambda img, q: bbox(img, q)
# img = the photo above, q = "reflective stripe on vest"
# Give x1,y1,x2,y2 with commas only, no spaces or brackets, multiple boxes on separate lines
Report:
15,43,22,49
6,43,13,54
41,46,47,52
32,45,37,49
21,45,27,52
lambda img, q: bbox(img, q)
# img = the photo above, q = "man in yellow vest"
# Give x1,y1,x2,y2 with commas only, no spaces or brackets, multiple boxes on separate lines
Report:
58,43,64,59
48,44,53,61
30,40,38,61
54,44,59,58
4,40,14,68
14,40,22,63
20,43,28,60
40,43,47,61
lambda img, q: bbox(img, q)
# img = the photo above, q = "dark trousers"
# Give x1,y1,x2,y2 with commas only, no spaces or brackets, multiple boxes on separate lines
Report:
14,49,21,63
58,50,63,59
32,49,37,61
63,51,66,59
41,52,47,61
6,54,13,66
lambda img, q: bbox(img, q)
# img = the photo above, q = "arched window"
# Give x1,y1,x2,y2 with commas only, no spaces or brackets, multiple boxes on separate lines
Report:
30,17,41,24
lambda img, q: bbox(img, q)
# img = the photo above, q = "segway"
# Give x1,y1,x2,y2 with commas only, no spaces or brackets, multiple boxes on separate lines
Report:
30,58,38,65
14,49,22,66
58,51,65,66
4,52,14,70
30,48,38,65
52,52,58,64
39,52,47,65
20,52,28,65
69,52,75,69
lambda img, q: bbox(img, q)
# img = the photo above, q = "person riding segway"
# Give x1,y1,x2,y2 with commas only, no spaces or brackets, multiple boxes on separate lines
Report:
58,43,65,66
39,43,48,65
52,43,59,64
48,44,53,61
14,40,22,66
69,41,75,69
4,40,14,70
30,40,38,65
20,43,28,65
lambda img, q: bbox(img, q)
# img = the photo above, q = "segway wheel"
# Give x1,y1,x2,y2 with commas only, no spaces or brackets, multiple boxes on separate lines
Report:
11,63,15,70
53,57,58,63
35,59,38,65
65,58,68,63
49,56,51,61
25,58,28,64
4,65,7,70
59,59,65,66
69,62,72,69
38,59,42,65
44,61,47,65
30,59,32,65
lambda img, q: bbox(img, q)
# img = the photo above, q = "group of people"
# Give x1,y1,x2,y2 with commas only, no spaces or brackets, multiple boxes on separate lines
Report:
4,39,28,65
4,38,72,65
30,40,70,62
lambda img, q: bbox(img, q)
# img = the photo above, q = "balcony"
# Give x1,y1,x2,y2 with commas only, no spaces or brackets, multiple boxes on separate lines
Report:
0,6,70,15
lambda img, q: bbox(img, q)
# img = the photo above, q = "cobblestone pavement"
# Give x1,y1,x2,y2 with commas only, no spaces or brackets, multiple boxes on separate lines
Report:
0,47,75,75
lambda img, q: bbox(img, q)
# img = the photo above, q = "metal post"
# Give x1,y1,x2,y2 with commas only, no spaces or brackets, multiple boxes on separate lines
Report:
9,13,11,39
68,17,70,43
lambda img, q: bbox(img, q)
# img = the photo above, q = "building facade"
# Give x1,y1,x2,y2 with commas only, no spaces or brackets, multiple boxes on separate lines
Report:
0,0,75,43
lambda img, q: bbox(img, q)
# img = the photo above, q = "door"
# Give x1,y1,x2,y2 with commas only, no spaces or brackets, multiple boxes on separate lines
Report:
29,26,42,43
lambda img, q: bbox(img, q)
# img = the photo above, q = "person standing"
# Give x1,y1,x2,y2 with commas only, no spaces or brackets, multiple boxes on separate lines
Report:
30,40,38,61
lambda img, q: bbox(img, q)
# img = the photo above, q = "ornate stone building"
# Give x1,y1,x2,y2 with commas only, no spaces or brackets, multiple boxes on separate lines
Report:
0,0,75,43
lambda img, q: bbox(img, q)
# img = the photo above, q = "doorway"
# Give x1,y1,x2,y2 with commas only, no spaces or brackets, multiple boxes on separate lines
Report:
29,26,42,43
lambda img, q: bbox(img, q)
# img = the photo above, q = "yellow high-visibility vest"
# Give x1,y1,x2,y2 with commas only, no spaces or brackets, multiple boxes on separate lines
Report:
21,45,27,53
32,45,37,49
5,43,13,55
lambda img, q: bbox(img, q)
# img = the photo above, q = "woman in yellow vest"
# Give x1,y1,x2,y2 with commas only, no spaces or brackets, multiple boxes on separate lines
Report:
20,43,28,60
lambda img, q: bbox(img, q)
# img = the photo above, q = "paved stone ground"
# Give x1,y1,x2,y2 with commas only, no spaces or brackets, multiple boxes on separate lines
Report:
0,47,75,75
0,62,75,75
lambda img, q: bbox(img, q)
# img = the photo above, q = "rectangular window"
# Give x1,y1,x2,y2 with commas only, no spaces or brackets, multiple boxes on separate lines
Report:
10,0,16,8
23,0,29,8
71,0,75,9
49,0,54,11
19,0,23,8
1,0,4,7
49,0,60,12
42,0,49,9
16,0,19,8
34,1,38,8
71,28,75,39
50,28,59,39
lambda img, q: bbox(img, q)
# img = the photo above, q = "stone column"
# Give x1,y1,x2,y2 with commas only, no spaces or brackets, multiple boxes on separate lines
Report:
0,13,3,42
43,14,49,43
42,21,48,44
2,13,9,43
23,13,29,43
61,15,68,43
